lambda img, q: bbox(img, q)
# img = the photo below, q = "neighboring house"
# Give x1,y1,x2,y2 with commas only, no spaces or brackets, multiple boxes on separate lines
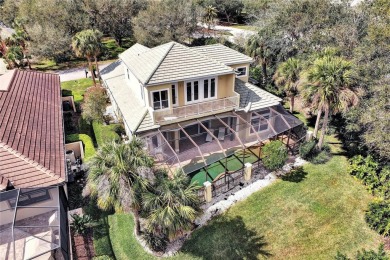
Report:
0,186,69,260
0,70,67,190
101,42,305,174
0,70,70,260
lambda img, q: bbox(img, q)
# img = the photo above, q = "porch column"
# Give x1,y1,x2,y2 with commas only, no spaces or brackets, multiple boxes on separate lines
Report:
204,181,212,203
174,130,180,153
244,162,252,181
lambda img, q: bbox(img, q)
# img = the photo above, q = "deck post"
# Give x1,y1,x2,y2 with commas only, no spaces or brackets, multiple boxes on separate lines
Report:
244,162,252,181
204,181,212,203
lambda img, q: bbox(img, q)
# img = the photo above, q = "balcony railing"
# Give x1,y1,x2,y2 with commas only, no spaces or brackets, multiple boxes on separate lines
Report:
153,95,239,124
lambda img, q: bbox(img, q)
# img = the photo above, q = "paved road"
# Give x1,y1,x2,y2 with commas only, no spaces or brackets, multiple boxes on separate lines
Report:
58,63,110,82
198,23,256,45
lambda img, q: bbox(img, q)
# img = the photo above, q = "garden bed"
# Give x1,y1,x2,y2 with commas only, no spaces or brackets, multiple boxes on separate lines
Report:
71,228,95,260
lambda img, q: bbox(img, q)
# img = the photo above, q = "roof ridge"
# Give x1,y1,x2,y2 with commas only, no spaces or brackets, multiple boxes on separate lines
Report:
17,68,60,77
144,42,175,84
188,44,234,72
0,142,62,181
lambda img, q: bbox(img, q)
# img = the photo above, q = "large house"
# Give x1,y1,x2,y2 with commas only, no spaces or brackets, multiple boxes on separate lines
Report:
101,42,305,178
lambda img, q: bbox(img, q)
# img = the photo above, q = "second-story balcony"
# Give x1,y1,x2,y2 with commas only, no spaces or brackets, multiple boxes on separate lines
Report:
152,94,240,125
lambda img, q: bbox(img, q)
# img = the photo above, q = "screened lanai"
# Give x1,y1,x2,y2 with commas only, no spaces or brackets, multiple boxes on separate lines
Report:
145,105,305,181
0,186,69,260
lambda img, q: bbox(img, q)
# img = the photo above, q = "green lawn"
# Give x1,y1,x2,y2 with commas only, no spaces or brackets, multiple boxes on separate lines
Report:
92,121,121,147
95,138,382,259
61,78,94,105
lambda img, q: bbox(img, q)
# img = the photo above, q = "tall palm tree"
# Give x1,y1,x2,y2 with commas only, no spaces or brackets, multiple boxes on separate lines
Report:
273,58,301,113
87,138,154,235
142,170,202,241
246,33,272,86
72,29,103,86
301,56,359,149
203,5,217,32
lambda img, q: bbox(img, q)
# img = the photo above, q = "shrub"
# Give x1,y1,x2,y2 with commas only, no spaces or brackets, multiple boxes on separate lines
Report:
66,134,96,161
71,214,92,235
365,200,390,236
335,244,388,260
93,255,113,260
299,140,317,159
142,231,168,252
311,150,331,164
348,155,379,181
82,87,107,123
262,140,288,171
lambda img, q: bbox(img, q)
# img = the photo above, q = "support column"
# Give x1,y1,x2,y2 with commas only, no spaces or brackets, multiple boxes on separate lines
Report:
244,162,252,181
204,181,212,203
174,130,180,153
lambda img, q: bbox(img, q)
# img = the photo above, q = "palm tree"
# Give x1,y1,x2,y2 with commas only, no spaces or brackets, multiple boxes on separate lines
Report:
87,138,154,235
11,21,31,69
301,56,359,149
142,170,202,241
203,5,217,33
246,33,271,86
72,29,103,86
273,58,301,113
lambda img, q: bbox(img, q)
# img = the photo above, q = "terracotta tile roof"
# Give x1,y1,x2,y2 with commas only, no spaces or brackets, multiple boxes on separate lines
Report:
0,70,65,188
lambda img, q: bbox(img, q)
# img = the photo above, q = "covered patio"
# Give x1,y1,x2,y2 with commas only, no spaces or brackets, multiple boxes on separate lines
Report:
145,105,305,184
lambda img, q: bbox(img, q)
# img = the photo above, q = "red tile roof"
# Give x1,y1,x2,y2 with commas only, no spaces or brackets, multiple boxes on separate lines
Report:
0,70,65,188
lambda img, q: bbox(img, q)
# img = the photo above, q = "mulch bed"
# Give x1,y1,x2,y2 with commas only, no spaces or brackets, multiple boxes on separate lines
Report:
384,237,390,251
71,228,95,260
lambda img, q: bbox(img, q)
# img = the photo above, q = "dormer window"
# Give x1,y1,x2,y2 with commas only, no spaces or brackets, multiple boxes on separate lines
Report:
236,67,247,77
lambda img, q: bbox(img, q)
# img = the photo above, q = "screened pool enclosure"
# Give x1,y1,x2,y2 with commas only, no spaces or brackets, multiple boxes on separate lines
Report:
144,105,305,179
0,186,69,260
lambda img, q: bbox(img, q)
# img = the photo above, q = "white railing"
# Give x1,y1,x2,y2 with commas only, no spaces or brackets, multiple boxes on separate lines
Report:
153,95,239,124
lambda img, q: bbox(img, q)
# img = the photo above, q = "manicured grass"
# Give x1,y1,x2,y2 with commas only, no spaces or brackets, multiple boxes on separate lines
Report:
65,133,96,161
108,214,155,260
190,147,260,186
92,121,121,147
61,78,94,104
181,153,382,259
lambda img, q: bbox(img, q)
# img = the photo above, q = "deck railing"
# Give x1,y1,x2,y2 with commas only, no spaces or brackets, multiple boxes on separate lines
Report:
152,95,239,124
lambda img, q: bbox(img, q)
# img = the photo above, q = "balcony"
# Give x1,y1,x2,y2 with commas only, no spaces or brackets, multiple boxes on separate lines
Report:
152,94,240,125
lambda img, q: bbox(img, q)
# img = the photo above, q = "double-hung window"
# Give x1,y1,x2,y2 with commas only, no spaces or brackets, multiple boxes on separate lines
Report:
152,90,169,110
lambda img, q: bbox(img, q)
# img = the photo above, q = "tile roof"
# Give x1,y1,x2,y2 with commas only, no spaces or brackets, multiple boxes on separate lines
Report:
192,44,254,66
136,111,159,134
101,60,150,133
0,70,65,188
234,79,282,112
119,42,234,86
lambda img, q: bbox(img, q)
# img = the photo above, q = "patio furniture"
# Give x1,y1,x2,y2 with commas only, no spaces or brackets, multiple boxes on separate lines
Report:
218,127,225,141
206,129,214,142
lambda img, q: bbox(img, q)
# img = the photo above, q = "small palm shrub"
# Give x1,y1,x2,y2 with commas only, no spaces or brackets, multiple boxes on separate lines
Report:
71,214,91,235
299,140,317,159
335,244,388,260
365,200,390,236
142,231,168,252
262,140,288,171
299,140,331,164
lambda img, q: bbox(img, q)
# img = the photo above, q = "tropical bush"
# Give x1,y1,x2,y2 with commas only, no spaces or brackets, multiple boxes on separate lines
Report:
365,200,390,237
311,150,331,164
142,231,168,252
299,140,317,159
262,140,288,171
335,244,388,260
71,214,92,235
82,86,107,123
